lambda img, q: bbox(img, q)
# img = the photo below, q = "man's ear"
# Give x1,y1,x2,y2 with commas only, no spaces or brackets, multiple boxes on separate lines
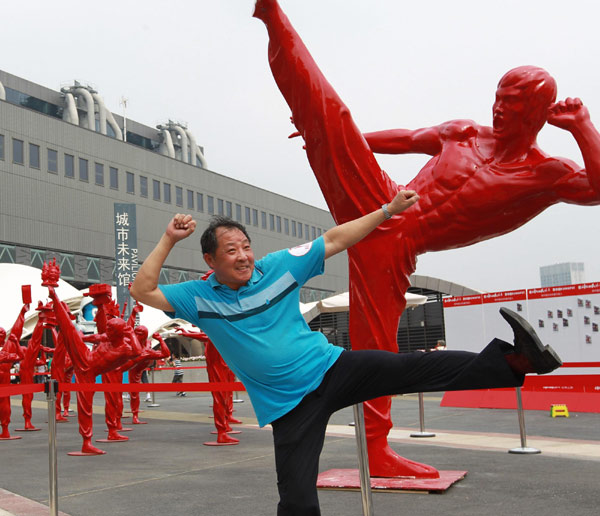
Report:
203,253,215,269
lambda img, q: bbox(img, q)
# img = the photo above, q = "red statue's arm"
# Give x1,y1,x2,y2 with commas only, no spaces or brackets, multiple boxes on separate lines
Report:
547,98,600,200
363,126,444,156
151,333,171,359
127,301,144,328
7,303,30,344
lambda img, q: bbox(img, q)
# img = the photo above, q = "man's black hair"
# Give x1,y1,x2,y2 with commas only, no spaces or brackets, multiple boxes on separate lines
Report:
200,215,251,255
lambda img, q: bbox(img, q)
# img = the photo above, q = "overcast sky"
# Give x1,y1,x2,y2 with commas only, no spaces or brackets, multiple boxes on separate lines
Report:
3,0,600,292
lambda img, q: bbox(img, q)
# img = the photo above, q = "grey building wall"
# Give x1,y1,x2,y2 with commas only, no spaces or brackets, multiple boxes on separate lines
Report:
0,70,348,298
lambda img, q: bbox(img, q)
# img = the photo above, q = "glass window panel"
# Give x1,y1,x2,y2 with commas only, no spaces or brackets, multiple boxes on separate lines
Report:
176,186,183,206
87,257,100,281
140,176,148,197
197,193,204,212
207,195,214,214
94,162,104,185
163,183,171,204
305,224,310,239
187,189,194,210
0,134,4,160
276,216,282,233
126,171,135,194
298,223,303,238
284,218,289,235
226,201,232,218
79,158,88,181
261,211,267,229
13,138,24,164
64,154,74,178
292,220,297,237
236,203,242,222
0,244,16,263
269,214,275,231
153,179,161,200
29,143,40,169
110,167,118,189
245,206,251,224
217,198,224,215
252,208,258,227
48,149,58,174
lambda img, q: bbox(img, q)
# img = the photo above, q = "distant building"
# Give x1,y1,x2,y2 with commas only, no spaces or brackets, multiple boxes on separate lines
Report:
0,69,348,301
540,262,585,287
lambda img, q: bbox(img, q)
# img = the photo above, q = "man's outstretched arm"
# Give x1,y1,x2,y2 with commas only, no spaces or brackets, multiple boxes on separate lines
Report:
323,190,419,259
130,214,196,311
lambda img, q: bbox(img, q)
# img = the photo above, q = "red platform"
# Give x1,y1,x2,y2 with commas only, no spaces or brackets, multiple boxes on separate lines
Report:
317,469,467,493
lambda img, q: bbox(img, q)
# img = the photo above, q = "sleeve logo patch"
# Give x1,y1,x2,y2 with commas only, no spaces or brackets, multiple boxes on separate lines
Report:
288,242,312,257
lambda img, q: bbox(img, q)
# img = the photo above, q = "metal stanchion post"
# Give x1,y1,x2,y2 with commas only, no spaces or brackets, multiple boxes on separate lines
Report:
45,379,59,516
233,377,244,403
147,369,160,407
509,387,541,454
410,392,436,438
352,403,374,516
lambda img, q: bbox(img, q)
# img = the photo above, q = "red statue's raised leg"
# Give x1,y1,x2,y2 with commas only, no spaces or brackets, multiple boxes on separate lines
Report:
254,0,434,477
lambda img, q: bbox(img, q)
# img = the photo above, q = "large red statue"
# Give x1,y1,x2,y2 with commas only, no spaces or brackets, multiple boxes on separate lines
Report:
46,265,139,455
124,326,170,424
254,0,600,477
0,302,29,440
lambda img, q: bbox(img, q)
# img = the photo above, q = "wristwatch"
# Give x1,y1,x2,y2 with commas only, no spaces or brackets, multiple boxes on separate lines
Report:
381,203,392,220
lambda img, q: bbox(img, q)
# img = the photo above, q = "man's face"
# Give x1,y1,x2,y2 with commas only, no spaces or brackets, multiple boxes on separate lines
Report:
204,227,255,290
492,85,529,142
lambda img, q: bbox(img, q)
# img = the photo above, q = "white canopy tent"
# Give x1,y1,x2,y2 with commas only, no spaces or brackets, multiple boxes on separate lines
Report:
301,291,428,323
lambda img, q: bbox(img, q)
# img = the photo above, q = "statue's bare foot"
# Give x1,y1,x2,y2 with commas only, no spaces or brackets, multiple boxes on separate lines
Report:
107,431,129,441
81,439,106,455
368,440,439,479
217,432,239,444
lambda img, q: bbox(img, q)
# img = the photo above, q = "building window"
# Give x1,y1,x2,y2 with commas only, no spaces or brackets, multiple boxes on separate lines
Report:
245,206,251,225
305,224,310,240
110,166,118,189
298,222,303,238
79,158,89,182
0,134,4,160
197,193,204,212
269,214,275,231
236,203,242,222
284,218,289,235
187,189,194,210
226,201,232,218
29,143,40,169
261,211,267,229
87,257,100,282
207,195,214,214
217,198,224,215
30,249,46,269
176,186,183,206
126,171,135,194
140,176,148,197
252,208,258,227
93,162,104,185
47,149,58,174
153,179,161,200
276,216,282,233
0,244,16,263
163,183,172,204
65,154,74,178
13,138,24,165
292,220,297,237
317,228,322,237
59,253,75,280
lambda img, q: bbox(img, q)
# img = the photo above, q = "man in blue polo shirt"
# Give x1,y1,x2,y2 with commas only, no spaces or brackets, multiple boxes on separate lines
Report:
131,189,561,516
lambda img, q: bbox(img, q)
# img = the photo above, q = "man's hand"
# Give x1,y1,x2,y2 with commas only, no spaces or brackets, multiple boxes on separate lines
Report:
165,214,197,244
548,97,590,131
387,190,420,217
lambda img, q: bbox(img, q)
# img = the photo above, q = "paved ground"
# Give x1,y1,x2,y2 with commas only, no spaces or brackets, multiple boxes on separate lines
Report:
1,390,599,515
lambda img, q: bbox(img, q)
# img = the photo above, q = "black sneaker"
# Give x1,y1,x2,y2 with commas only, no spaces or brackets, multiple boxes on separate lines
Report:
500,308,562,374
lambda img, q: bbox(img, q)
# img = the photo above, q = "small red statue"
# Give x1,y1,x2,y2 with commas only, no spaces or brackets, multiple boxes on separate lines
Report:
0,300,29,440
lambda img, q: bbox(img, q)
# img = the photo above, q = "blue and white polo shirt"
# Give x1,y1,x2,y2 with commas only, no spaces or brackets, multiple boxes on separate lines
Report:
158,236,343,426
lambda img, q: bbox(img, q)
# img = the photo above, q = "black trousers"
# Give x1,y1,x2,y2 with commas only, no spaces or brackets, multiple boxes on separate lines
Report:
271,340,523,515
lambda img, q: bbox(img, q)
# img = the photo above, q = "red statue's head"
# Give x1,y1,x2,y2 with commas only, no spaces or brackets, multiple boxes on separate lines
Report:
134,325,149,343
493,66,557,141
106,318,127,340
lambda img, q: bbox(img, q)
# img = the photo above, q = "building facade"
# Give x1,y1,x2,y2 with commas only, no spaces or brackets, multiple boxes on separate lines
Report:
0,69,348,301
540,262,585,288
